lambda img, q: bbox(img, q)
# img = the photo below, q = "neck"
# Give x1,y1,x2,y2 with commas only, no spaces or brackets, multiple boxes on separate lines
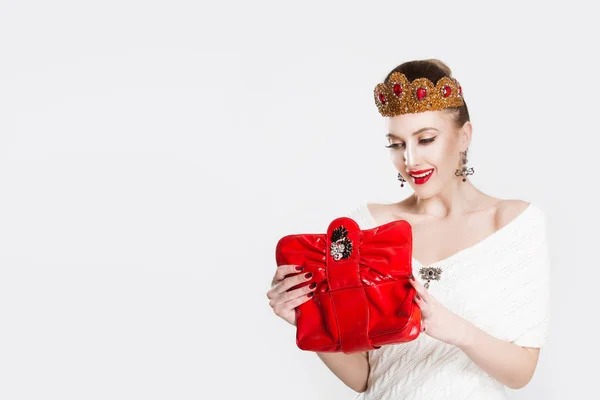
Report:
409,178,489,218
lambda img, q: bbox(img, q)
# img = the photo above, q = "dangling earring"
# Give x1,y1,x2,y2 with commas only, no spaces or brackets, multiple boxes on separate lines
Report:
455,149,475,182
397,172,407,187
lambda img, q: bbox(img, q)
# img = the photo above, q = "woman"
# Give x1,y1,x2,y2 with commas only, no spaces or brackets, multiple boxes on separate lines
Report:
266,59,550,399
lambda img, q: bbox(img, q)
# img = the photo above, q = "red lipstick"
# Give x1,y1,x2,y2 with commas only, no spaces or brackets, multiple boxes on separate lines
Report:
408,168,434,185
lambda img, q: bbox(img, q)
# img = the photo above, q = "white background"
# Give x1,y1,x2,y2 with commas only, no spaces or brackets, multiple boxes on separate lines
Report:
0,1,597,399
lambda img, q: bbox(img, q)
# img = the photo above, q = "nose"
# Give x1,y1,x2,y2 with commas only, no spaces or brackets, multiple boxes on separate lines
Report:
404,143,420,171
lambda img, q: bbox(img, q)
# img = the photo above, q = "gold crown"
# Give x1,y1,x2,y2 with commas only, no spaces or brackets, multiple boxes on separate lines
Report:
373,72,464,116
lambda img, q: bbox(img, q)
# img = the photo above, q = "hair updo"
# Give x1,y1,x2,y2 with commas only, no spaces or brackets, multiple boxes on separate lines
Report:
384,59,470,129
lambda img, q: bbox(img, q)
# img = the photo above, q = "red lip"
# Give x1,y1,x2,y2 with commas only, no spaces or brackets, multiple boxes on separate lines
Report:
408,169,434,174
409,168,434,185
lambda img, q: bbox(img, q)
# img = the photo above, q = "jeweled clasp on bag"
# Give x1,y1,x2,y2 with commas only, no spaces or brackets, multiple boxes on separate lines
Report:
329,225,353,261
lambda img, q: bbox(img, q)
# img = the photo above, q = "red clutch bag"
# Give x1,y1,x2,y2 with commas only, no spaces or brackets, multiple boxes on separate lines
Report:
275,216,421,354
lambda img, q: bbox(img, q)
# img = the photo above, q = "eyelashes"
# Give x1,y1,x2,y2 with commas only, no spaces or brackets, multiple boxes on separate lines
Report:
385,137,437,149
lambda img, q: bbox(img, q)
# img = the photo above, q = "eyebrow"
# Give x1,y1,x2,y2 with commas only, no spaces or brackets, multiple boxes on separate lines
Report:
386,127,439,139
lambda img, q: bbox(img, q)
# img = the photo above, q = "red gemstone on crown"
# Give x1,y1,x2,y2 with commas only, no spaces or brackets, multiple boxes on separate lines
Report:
443,85,452,97
417,88,427,100
378,93,386,104
393,83,402,96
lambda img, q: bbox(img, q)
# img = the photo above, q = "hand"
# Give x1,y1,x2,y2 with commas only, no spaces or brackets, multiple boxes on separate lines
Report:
409,274,473,347
266,264,317,326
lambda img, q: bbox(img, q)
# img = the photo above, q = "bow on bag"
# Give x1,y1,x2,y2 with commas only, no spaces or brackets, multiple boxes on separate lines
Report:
275,216,421,354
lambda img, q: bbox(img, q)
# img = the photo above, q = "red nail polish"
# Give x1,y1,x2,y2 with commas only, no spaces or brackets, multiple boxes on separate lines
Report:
309,283,317,289
304,272,313,279
295,266,304,271
307,292,314,298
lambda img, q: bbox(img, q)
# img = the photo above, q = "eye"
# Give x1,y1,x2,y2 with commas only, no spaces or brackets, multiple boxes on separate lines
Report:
384,142,404,149
420,137,436,144
384,136,437,149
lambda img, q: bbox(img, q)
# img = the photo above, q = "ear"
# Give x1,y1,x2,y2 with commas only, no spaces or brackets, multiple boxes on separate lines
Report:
458,121,472,152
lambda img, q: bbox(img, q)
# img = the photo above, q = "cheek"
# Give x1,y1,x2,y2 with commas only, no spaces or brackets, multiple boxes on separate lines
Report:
390,151,404,162
387,149,404,164
426,141,456,164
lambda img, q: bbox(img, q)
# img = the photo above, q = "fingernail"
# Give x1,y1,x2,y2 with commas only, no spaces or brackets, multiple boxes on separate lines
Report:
304,272,313,279
309,283,317,289
307,292,314,298
409,274,415,281
415,293,421,300
295,266,304,271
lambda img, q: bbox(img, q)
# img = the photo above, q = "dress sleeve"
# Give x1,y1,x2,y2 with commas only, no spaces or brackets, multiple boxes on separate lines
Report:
510,208,552,348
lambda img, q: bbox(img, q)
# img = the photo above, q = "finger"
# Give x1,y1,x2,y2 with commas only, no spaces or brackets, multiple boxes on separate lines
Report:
413,291,433,318
272,264,305,286
268,270,314,299
409,275,432,302
276,271,314,296
272,285,317,318
268,264,305,297
270,282,317,309
270,281,316,307
413,290,427,309
270,285,316,317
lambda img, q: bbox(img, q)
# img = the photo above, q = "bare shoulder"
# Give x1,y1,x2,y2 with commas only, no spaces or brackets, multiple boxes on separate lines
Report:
365,202,387,225
369,198,532,229
366,201,411,225
494,199,531,230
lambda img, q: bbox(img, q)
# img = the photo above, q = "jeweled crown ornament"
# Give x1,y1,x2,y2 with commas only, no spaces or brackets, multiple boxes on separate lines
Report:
329,225,353,261
374,72,464,117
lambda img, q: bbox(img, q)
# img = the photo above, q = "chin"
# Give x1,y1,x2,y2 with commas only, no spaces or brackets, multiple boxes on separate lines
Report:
414,190,435,199
411,184,438,198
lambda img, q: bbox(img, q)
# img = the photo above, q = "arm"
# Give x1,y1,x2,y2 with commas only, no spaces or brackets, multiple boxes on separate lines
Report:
411,200,548,389
316,351,369,392
410,273,545,390
456,321,540,389
454,200,544,388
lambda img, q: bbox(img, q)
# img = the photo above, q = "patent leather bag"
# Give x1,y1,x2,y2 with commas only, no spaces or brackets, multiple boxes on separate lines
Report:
275,216,421,354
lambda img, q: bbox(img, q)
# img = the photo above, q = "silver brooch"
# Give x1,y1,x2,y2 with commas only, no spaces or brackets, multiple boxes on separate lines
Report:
419,266,442,289
329,225,353,261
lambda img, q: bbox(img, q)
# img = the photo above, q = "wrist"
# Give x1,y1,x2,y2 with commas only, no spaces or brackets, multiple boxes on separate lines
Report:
454,317,476,348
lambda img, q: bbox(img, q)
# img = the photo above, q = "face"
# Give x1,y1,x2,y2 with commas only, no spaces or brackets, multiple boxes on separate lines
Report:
385,110,470,197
